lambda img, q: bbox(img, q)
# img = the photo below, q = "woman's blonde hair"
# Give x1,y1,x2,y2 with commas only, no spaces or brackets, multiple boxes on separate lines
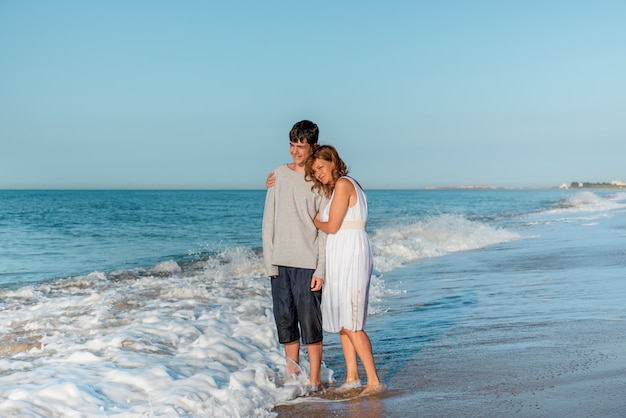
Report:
305,145,348,198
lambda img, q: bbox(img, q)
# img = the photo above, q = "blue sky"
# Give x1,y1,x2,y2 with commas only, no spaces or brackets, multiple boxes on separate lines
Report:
1,1,624,189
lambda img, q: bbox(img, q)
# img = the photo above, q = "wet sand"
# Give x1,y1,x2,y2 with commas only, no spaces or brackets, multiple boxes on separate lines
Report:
275,317,626,417
274,241,626,417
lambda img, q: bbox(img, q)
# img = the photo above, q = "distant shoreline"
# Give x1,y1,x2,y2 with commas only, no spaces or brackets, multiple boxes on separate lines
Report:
1,185,624,192
423,184,626,191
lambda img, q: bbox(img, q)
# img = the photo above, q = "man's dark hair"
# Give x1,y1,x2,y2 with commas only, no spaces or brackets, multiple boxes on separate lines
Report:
289,120,319,146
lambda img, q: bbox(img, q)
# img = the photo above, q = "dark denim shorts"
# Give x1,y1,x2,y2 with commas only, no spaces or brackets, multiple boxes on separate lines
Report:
271,266,323,345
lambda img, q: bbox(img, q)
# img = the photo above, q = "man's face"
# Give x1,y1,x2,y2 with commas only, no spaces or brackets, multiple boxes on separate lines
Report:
289,141,313,167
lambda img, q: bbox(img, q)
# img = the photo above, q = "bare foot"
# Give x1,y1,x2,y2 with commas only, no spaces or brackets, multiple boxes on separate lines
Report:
337,379,362,392
361,383,386,395
307,382,322,393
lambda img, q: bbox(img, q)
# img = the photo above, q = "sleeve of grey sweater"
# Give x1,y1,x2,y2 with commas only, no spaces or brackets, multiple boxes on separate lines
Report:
262,184,279,277
313,196,328,280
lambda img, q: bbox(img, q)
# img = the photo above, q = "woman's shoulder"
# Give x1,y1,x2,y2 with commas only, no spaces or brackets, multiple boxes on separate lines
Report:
338,176,363,190
335,177,358,198
336,176,355,188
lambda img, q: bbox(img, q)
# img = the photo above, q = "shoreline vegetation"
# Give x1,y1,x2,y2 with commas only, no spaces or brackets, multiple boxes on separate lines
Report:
565,181,626,189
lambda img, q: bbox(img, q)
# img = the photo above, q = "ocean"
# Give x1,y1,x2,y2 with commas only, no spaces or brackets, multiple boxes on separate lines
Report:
1,189,625,417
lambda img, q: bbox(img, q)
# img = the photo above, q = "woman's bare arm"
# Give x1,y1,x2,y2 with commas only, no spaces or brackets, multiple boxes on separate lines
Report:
313,178,354,234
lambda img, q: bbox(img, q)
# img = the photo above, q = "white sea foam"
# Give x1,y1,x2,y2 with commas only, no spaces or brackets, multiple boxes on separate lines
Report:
370,214,520,273
550,191,626,213
523,192,626,229
0,249,317,417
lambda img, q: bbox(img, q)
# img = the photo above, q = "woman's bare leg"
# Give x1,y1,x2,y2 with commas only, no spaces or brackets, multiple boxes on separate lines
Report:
340,329,360,384
342,329,383,393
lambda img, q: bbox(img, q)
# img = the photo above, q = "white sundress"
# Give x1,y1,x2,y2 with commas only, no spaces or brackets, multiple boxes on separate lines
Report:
320,177,373,333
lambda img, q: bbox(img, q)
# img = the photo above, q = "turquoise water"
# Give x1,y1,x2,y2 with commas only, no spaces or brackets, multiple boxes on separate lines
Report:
0,190,266,287
0,188,596,287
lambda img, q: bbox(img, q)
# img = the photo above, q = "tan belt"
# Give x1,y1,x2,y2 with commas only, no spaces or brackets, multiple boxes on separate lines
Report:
340,220,366,230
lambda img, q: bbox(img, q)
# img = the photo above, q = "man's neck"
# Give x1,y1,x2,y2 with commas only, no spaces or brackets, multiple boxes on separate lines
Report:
288,162,305,172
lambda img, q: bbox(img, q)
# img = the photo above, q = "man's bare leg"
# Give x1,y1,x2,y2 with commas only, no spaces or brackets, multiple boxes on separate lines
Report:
284,340,300,378
306,341,323,387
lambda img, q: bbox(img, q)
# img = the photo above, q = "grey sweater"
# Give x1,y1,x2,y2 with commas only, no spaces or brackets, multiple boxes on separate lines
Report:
262,164,327,278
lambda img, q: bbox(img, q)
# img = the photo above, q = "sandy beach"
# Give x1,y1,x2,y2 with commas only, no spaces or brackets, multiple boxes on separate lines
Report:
275,315,626,417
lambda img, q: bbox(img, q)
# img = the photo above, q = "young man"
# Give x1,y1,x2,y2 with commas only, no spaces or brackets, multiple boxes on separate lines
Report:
262,120,327,390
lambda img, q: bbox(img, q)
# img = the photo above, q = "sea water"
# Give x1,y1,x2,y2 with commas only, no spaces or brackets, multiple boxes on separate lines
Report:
1,189,625,416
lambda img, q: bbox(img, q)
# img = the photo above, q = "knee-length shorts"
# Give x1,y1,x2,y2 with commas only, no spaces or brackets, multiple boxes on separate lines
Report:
271,266,323,345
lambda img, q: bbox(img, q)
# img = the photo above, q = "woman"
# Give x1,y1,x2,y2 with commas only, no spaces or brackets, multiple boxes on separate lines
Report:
305,145,384,395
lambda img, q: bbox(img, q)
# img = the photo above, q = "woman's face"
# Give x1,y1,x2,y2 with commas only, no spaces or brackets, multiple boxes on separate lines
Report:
312,158,334,185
